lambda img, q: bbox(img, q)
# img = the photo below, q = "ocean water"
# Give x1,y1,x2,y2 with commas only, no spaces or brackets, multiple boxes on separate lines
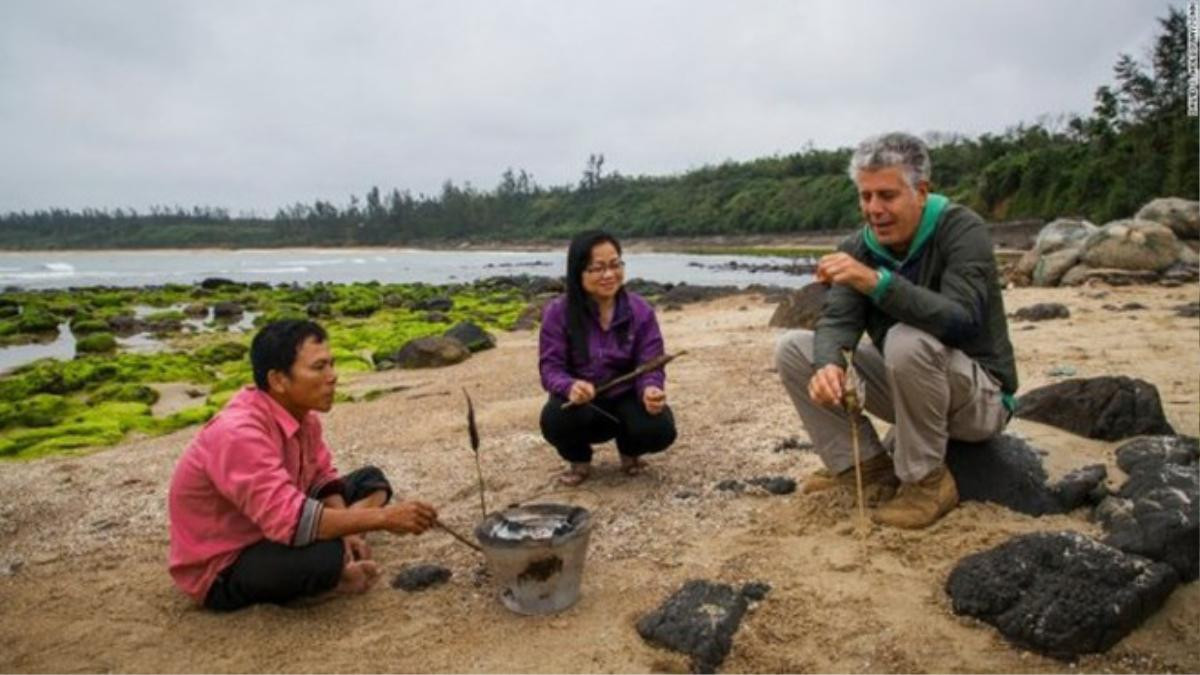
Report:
0,247,813,373
0,248,811,290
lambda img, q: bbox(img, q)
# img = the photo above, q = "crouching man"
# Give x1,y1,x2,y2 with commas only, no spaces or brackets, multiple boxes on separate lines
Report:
776,132,1018,529
168,319,438,610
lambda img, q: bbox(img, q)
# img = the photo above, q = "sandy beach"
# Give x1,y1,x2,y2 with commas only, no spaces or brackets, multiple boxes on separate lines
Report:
0,282,1197,673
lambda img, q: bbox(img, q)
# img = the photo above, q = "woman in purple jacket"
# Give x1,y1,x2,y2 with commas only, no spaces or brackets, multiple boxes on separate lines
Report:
539,230,678,486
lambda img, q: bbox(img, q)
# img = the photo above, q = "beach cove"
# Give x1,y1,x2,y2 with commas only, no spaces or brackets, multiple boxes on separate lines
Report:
0,281,1196,672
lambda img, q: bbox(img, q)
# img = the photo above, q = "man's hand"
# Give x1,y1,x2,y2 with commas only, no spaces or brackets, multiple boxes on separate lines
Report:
568,379,596,405
808,364,847,407
642,386,666,415
381,500,438,535
816,253,879,295
344,534,371,562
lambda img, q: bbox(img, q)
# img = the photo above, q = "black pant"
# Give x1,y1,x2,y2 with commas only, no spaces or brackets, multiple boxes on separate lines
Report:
539,391,677,463
204,465,392,612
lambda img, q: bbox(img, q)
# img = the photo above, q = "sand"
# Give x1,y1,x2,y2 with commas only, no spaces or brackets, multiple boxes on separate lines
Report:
0,282,1197,673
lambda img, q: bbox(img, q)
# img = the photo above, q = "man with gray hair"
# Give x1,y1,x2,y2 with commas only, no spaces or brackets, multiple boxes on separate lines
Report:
775,132,1017,529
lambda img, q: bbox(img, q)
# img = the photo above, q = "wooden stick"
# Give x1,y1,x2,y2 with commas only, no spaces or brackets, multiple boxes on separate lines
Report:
560,351,687,410
435,519,483,553
842,349,868,533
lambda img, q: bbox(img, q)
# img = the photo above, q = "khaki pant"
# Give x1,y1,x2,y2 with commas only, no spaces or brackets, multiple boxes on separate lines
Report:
775,326,1008,483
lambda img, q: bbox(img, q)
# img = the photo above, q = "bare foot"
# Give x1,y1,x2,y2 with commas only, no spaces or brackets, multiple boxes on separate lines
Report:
558,463,591,486
335,559,380,595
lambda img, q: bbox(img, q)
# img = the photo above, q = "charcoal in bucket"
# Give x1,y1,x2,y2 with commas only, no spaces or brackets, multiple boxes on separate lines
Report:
474,503,593,615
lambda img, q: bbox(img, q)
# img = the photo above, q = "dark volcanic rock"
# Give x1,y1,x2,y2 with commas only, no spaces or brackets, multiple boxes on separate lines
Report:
1114,435,1199,475
739,581,771,602
623,279,672,297
414,296,454,312
1011,302,1070,321
305,302,331,318
946,531,1178,660
200,277,238,289
1172,301,1200,318
767,282,827,329
106,315,145,335
746,476,796,495
443,321,495,352
391,336,470,369
715,479,744,493
1015,376,1175,440
946,434,1060,516
636,580,754,673
390,564,452,591
772,437,813,453
212,301,245,320
658,283,740,306
1049,464,1108,511
1097,441,1200,581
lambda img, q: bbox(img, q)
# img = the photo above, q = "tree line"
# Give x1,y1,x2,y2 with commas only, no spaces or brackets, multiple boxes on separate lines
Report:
1,8,1194,250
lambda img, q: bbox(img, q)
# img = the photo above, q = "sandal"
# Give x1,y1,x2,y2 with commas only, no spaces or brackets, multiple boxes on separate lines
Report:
559,464,591,486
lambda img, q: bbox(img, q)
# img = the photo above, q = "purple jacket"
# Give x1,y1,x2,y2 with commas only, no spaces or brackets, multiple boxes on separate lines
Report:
539,290,667,400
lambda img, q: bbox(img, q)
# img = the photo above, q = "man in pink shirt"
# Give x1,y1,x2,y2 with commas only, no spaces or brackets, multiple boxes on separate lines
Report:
168,319,439,610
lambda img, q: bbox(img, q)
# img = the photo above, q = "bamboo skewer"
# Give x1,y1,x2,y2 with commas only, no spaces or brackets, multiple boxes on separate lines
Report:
435,519,483,553
560,351,687,410
842,349,868,534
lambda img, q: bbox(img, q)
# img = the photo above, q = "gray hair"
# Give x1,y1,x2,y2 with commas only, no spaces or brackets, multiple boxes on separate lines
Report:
847,132,931,189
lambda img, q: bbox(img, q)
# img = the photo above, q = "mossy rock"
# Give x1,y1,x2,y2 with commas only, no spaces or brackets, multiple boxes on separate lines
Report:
70,317,110,334
87,383,160,406
17,307,60,333
443,322,496,352
197,341,249,365
337,297,381,318
14,394,70,428
330,347,372,373
76,332,117,353
145,310,186,323
0,421,126,459
207,388,239,409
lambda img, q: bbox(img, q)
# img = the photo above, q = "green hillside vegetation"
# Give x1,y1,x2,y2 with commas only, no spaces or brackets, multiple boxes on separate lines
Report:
0,8,1194,249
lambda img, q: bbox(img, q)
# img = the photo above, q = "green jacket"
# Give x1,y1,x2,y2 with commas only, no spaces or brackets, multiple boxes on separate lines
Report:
813,194,1018,405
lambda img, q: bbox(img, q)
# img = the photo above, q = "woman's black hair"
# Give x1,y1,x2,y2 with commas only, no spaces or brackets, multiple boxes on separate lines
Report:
565,229,623,365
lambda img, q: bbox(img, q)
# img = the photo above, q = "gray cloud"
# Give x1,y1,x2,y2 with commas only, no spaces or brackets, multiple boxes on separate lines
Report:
0,0,1179,213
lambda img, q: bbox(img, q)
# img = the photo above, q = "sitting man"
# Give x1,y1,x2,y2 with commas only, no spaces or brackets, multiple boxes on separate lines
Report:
776,131,1017,529
168,319,438,610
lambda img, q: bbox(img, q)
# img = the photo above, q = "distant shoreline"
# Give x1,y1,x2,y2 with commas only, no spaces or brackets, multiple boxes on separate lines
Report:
0,232,851,255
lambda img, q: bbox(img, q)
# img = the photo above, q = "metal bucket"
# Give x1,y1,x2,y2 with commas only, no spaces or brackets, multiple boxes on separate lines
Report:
474,503,593,615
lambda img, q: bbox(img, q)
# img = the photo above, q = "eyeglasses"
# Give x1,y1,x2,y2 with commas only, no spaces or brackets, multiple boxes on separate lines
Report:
584,260,625,275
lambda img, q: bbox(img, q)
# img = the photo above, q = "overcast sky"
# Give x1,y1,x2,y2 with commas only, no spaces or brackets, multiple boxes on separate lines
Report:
0,1,1181,214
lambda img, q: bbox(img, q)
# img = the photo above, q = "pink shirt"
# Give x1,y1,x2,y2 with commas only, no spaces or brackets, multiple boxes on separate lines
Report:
167,387,340,603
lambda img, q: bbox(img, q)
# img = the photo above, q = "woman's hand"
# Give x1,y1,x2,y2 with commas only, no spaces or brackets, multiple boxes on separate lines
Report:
568,380,596,405
642,386,666,415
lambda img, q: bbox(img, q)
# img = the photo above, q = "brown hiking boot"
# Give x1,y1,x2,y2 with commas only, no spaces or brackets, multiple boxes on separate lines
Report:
871,465,959,529
801,453,899,494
